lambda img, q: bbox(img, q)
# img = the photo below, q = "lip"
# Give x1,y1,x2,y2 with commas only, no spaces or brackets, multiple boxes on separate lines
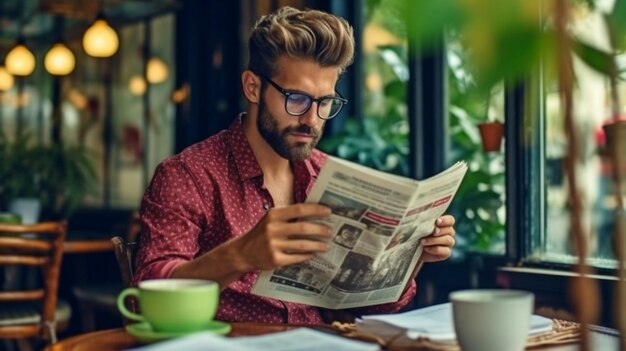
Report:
290,132,315,142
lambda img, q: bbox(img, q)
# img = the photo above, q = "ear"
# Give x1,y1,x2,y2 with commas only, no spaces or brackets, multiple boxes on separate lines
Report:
241,70,262,104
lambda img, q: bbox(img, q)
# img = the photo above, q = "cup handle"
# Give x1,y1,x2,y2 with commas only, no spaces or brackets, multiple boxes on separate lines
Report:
117,288,144,322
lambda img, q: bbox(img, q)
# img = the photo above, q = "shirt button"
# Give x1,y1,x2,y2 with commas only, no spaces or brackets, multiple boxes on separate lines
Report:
263,203,271,210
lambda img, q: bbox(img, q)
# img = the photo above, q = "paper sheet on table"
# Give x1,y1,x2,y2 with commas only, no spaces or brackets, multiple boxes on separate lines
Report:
357,302,553,341
127,328,380,351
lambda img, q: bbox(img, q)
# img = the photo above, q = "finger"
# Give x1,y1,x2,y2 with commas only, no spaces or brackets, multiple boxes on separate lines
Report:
268,203,331,221
278,239,330,254
421,235,455,247
282,222,333,240
430,226,455,237
423,246,451,261
435,215,455,227
275,252,316,267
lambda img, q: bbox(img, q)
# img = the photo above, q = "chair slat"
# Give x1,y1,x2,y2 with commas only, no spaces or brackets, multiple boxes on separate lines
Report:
0,237,52,251
0,255,48,266
0,220,67,345
0,290,45,301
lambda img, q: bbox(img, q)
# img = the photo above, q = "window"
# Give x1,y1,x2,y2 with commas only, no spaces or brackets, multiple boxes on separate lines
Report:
537,2,624,269
322,0,507,256
446,36,506,254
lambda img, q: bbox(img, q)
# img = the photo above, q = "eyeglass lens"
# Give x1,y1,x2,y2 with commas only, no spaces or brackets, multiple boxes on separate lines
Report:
286,93,344,119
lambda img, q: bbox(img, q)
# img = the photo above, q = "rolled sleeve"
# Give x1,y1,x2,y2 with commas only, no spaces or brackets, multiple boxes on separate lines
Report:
133,159,209,286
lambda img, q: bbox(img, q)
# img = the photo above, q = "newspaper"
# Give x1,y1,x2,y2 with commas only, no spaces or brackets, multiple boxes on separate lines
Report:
129,328,380,351
251,156,468,309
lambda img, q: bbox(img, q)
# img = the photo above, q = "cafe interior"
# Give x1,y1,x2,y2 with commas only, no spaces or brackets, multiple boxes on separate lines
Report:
1,0,626,350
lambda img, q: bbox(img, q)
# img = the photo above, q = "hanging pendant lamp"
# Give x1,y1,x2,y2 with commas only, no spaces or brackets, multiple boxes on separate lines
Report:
0,66,15,91
6,39,36,77
83,14,119,58
44,42,76,76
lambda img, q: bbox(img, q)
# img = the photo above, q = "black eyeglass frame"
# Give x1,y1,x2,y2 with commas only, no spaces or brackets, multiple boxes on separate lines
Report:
260,75,348,120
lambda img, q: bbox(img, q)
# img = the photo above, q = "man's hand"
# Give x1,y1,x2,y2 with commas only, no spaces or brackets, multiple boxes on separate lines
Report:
233,203,333,273
421,214,456,263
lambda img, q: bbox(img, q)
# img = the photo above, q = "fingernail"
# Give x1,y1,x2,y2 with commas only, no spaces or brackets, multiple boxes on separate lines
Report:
436,218,443,225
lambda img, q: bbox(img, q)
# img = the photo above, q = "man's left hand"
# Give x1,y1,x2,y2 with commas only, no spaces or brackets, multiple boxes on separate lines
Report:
420,214,456,263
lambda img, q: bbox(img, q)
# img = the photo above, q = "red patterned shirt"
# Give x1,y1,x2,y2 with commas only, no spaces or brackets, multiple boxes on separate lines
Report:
134,114,416,324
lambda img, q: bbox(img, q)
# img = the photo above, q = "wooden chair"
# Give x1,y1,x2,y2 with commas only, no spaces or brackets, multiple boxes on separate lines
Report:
110,217,140,321
110,236,137,289
112,210,140,289
0,221,71,347
71,212,140,331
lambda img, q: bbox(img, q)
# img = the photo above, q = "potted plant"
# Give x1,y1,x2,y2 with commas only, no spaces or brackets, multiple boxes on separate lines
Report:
477,98,504,152
0,129,98,221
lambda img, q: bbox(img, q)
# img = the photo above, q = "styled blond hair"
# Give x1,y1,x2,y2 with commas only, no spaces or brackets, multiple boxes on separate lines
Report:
248,6,355,77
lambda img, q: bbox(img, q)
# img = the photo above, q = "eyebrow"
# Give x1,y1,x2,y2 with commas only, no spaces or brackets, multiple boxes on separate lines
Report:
283,87,340,99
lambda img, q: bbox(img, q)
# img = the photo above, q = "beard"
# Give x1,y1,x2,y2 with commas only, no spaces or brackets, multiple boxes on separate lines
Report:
257,97,323,161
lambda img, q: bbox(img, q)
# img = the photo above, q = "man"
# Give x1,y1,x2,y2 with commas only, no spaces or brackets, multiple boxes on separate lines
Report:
134,6,456,324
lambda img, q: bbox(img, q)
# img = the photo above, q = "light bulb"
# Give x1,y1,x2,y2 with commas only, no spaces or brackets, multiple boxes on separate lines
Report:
6,43,36,76
129,75,147,96
0,66,15,91
147,57,169,84
83,18,119,58
44,43,76,76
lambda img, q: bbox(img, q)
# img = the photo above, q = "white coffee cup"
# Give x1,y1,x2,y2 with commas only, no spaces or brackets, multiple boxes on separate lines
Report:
450,289,534,351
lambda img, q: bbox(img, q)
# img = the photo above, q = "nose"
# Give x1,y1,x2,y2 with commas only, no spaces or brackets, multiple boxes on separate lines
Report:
298,102,319,127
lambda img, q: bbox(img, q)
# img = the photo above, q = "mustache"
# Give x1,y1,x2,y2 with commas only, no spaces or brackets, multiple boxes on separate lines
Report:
285,124,321,138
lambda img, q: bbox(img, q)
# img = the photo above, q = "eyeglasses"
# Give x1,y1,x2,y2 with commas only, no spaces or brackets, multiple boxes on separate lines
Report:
260,75,348,120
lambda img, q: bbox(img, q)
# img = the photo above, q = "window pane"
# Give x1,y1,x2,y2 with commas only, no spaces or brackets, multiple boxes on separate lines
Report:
541,4,621,268
320,0,409,176
446,36,506,254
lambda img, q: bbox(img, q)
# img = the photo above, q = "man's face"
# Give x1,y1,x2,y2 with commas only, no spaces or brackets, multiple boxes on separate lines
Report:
257,96,323,161
256,57,339,161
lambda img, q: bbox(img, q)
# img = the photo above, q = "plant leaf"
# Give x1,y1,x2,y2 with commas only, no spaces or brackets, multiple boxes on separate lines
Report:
572,39,614,76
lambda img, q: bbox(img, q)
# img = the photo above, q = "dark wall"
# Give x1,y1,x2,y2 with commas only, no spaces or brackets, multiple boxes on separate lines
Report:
175,0,243,152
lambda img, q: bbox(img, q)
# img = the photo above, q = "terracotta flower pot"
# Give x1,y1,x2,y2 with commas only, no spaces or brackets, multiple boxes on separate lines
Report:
477,121,504,152
603,121,626,178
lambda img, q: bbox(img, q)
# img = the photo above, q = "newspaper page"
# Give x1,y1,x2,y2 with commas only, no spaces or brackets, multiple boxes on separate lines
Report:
252,156,467,309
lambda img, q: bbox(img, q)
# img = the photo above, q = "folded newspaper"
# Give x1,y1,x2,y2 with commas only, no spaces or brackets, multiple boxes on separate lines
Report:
252,156,468,309
357,303,553,341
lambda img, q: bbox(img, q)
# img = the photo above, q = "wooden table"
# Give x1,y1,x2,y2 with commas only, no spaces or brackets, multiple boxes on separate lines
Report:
46,322,619,351
46,323,303,351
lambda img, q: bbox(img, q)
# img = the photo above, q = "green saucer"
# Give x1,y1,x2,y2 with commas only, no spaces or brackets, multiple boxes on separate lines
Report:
126,321,231,343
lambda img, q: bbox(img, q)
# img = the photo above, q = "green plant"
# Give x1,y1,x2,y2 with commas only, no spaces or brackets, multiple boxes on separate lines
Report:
0,130,98,219
321,44,410,176
320,38,506,254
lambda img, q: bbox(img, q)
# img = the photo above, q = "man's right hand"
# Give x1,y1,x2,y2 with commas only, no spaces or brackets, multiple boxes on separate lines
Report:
233,203,333,273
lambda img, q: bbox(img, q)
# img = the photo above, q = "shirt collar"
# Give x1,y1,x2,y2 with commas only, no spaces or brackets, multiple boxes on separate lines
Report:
227,113,264,181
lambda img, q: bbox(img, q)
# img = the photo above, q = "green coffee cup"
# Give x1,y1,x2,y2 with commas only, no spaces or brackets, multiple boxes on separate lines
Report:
117,279,219,333
0,212,21,224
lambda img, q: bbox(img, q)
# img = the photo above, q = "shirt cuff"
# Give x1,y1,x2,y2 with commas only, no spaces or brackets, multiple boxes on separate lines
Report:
134,259,188,285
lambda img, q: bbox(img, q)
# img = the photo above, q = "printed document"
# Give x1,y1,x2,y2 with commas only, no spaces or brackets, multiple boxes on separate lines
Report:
252,156,467,309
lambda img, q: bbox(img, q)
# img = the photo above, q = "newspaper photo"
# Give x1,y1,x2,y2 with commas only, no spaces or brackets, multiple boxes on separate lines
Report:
251,156,468,309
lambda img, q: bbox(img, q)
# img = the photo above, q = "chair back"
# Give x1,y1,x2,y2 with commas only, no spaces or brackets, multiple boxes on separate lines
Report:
111,213,141,318
0,221,67,344
112,211,140,288
110,236,137,288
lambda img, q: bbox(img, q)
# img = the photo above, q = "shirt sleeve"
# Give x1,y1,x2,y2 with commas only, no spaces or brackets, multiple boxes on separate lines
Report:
133,159,209,285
